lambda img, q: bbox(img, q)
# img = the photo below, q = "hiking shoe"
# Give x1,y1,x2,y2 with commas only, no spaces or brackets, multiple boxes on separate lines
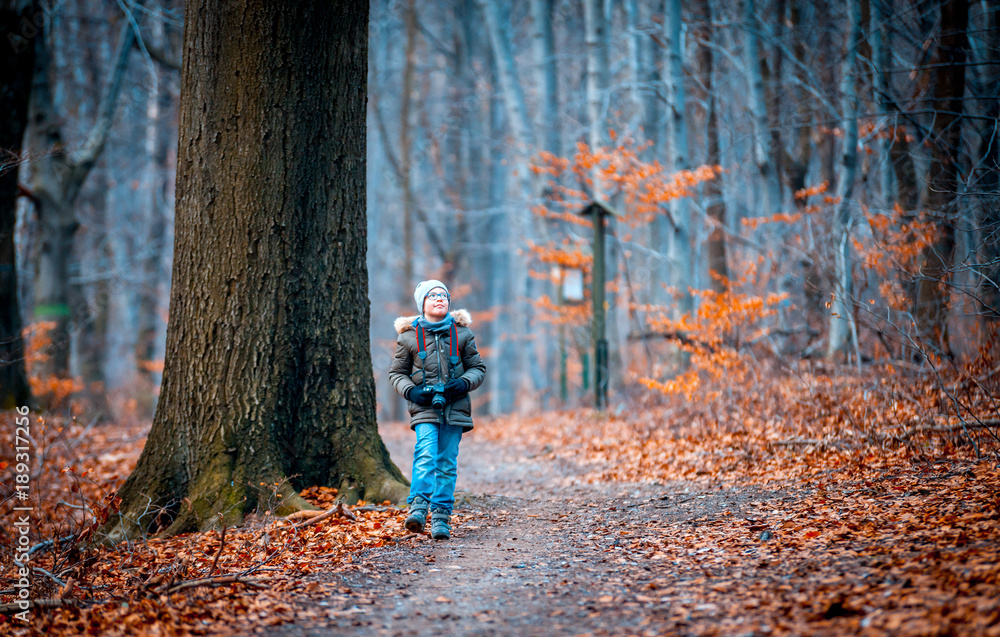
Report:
430,509,451,540
405,497,429,533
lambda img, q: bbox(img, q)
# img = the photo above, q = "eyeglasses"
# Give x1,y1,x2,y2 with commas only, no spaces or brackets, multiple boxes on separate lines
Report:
426,293,450,301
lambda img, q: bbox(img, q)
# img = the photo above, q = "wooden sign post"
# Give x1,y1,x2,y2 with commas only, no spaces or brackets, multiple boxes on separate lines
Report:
578,201,616,410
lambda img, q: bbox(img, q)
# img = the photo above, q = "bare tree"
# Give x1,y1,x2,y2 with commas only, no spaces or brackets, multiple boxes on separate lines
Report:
827,0,861,361
699,0,727,293
913,0,970,357
744,0,782,217
23,11,135,381
664,0,693,314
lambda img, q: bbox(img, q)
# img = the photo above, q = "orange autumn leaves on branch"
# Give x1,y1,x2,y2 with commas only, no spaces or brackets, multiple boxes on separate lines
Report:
526,134,722,332
526,240,593,327
531,136,722,227
23,321,84,408
640,267,789,402
858,203,938,311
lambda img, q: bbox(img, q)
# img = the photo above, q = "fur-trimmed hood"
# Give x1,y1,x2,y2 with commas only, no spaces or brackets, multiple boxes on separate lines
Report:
394,309,472,335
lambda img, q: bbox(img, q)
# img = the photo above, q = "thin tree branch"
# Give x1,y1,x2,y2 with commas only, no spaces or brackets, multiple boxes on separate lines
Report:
209,524,226,576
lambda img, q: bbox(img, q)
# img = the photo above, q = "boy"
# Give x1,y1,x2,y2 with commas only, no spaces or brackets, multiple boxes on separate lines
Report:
389,280,486,539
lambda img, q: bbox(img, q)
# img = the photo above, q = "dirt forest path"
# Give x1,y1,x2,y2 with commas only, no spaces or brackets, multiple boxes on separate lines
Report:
274,420,792,637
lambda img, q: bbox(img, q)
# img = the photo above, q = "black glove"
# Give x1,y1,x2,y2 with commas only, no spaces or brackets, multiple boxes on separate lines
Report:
406,385,434,407
443,378,471,402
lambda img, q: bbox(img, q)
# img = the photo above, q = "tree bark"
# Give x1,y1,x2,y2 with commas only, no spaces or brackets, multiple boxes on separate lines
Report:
827,0,861,361
913,0,970,357
0,0,37,409
102,0,407,541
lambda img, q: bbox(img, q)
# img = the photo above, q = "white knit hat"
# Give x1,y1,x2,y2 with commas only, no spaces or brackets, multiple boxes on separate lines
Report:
414,279,450,314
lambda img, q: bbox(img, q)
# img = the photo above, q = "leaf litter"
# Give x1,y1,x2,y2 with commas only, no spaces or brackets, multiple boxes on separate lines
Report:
1,362,998,635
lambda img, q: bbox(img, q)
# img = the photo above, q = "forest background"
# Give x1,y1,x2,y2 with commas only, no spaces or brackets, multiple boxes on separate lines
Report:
2,0,998,422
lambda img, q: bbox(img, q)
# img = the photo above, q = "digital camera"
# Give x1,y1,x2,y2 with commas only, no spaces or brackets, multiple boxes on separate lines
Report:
423,383,447,410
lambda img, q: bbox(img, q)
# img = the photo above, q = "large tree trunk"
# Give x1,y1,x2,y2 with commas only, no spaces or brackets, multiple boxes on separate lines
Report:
913,0,969,357
0,0,37,409
102,0,407,542
827,0,861,361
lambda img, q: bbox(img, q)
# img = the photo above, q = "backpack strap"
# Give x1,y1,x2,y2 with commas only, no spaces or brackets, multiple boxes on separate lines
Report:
412,318,428,361
411,318,460,368
449,321,460,367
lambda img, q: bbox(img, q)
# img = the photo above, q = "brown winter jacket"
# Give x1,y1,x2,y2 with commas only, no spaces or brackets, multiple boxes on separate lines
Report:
389,309,486,431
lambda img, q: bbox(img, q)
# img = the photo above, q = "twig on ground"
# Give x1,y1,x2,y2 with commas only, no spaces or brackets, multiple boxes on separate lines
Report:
290,502,357,530
902,419,1000,438
27,535,77,558
284,509,323,522
0,598,77,613
209,524,227,576
27,565,67,588
161,575,267,595
948,364,1000,391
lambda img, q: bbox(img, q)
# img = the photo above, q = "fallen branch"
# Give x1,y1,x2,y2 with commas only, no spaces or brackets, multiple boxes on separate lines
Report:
771,439,823,446
0,598,77,613
948,364,1000,391
911,419,1000,435
161,575,267,595
26,535,77,559
32,566,67,588
290,502,357,530
284,509,323,522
